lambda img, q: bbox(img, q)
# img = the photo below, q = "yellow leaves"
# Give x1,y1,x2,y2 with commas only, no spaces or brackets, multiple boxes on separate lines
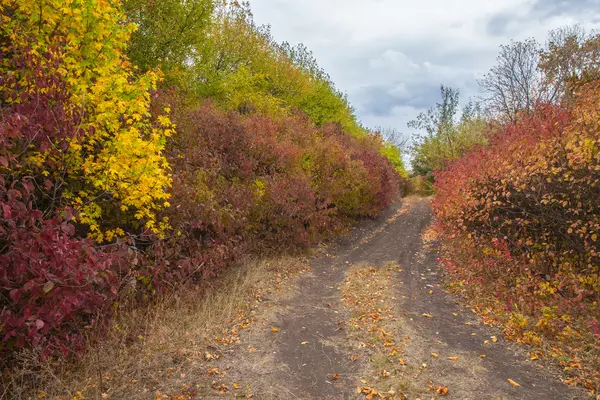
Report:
507,378,520,387
271,327,279,333
422,313,432,318
431,352,439,358
2,0,173,242
447,356,459,361
357,386,379,399
430,385,449,396
254,178,266,197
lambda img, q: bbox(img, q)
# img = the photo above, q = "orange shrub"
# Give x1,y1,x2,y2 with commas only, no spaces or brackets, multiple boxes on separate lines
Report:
433,82,600,389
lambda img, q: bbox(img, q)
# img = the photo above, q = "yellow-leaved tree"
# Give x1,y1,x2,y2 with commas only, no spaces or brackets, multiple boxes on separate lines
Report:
0,0,173,241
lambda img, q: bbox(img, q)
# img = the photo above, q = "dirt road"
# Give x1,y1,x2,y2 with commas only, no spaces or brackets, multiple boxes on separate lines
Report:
211,197,584,399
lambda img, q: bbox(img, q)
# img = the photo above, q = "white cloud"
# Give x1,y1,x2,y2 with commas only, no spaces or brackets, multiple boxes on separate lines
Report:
249,0,600,140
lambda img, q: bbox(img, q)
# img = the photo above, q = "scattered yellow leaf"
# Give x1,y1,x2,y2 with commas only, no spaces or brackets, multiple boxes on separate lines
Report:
422,313,432,318
331,374,341,380
507,378,520,387
431,353,439,358
480,354,486,358
436,386,449,396
271,327,279,333
447,356,459,361
491,336,498,343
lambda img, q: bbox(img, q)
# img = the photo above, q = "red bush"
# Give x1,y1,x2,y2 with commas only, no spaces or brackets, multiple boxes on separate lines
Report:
149,94,400,284
0,52,122,358
0,70,402,360
432,88,600,387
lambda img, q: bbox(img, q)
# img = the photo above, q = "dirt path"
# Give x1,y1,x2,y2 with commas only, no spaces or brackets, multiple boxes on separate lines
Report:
212,197,585,399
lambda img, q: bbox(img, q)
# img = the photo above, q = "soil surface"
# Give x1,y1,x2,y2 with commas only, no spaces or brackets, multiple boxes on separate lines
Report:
212,197,585,399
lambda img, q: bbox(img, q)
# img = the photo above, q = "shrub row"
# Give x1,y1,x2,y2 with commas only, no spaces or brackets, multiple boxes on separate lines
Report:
150,94,401,285
432,82,600,387
0,2,403,358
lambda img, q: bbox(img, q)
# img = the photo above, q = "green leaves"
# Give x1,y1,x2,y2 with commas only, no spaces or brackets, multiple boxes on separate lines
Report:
410,87,487,182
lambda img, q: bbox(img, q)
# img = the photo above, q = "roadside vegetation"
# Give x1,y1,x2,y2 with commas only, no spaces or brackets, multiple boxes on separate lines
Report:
410,25,600,392
0,0,406,396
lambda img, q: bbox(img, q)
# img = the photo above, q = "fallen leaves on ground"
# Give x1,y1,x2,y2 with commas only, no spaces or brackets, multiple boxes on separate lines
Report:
428,385,449,396
342,263,410,399
507,378,521,387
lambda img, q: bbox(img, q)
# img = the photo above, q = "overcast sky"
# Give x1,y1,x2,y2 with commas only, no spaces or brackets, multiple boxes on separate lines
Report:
250,0,600,139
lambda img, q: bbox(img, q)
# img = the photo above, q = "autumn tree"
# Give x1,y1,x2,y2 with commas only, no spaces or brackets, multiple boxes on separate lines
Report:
0,0,173,241
410,86,487,182
539,25,600,102
478,39,550,122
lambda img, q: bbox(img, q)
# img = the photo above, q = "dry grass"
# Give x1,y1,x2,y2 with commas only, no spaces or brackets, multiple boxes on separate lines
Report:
1,255,308,400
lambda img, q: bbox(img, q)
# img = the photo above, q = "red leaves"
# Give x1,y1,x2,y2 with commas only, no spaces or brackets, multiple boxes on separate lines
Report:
433,86,600,390
155,95,400,284
0,207,122,358
2,203,11,218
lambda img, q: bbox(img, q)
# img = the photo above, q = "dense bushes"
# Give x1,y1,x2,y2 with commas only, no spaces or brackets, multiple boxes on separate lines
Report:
152,97,400,283
0,46,126,357
0,0,173,241
432,83,600,388
0,0,404,360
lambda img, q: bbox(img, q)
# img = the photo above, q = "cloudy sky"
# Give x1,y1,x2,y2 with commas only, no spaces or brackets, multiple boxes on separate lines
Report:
250,0,600,139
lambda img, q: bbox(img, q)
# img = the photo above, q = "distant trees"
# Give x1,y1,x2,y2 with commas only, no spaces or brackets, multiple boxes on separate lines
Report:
539,25,600,101
478,39,547,122
409,86,487,183
123,0,214,77
410,25,600,184
479,25,600,122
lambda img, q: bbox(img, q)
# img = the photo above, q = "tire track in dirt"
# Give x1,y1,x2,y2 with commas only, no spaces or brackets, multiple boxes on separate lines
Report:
215,197,584,399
